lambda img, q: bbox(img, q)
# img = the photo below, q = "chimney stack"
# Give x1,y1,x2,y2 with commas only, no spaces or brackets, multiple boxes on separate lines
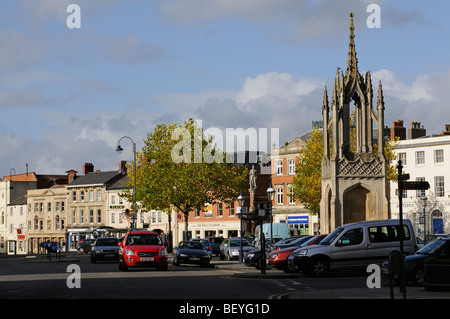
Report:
390,120,406,140
66,169,78,184
409,122,426,139
119,161,127,174
441,124,450,136
83,163,94,174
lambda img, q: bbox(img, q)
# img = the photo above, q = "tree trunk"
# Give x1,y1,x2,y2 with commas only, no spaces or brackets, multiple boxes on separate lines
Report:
184,211,189,240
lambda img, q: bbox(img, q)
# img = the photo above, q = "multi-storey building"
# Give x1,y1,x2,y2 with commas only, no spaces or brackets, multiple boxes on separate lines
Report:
1,172,69,255
65,163,126,251
26,186,69,254
271,133,317,235
6,195,27,254
390,124,450,240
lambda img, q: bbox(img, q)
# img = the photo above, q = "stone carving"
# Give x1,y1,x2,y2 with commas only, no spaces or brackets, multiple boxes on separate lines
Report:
337,158,383,177
249,165,257,190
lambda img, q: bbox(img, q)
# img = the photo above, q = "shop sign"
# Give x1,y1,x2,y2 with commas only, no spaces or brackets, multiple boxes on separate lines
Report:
287,216,309,224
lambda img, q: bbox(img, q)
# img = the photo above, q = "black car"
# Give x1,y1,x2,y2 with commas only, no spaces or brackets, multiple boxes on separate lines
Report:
382,238,450,286
244,247,272,270
90,237,120,263
77,238,96,254
209,237,224,256
173,241,211,267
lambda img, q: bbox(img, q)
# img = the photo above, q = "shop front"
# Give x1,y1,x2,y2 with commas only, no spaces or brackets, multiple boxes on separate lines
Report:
287,215,310,235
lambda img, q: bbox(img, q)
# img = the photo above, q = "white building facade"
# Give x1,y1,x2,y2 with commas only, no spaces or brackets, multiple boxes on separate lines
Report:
390,135,450,241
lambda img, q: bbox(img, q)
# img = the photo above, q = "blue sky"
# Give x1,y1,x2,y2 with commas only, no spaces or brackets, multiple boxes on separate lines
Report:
1,0,450,178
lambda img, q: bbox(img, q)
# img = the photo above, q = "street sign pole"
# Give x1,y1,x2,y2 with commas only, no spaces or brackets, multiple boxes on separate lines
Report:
397,160,406,299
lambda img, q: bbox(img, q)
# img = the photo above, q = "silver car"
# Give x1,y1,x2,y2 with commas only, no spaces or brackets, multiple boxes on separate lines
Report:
220,237,254,260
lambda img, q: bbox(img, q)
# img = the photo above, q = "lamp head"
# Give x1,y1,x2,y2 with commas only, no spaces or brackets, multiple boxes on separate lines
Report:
115,145,124,155
237,193,245,207
266,184,275,201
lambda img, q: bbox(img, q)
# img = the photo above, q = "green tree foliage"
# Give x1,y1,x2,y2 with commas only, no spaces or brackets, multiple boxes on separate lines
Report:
124,118,248,238
291,127,323,216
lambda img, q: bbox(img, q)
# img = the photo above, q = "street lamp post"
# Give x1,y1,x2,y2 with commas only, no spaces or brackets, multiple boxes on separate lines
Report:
116,136,137,230
237,193,245,262
421,195,427,245
266,184,275,245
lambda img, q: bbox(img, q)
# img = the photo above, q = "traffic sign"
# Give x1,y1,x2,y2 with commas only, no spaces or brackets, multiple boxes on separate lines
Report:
401,181,430,190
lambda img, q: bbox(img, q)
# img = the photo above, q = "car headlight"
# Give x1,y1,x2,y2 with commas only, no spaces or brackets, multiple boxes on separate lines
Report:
159,247,167,256
247,253,254,258
292,249,308,257
268,253,278,260
125,249,134,256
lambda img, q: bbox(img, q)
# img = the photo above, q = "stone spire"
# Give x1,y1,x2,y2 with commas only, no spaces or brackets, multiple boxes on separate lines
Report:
346,12,358,77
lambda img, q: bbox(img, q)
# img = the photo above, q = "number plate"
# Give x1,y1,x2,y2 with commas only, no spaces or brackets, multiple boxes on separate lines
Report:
105,254,114,258
140,257,154,261
190,257,200,261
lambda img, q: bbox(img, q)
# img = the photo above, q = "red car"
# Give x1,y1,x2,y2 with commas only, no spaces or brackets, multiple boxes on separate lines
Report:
267,234,327,273
118,230,168,271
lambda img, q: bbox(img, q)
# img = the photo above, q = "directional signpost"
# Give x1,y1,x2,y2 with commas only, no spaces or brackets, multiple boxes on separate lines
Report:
401,181,430,190
396,161,430,299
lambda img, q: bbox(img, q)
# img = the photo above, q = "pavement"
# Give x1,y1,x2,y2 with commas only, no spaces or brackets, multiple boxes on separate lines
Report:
4,252,450,299
212,259,450,299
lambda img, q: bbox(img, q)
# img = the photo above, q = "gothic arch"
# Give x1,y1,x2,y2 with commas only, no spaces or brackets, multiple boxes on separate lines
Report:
343,183,377,224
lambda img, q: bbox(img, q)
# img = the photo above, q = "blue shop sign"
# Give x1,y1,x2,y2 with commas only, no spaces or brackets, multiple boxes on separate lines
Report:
287,216,309,224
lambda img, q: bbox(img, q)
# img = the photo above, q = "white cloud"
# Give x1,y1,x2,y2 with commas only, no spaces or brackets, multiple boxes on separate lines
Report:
236,72,322,111
154,71,324,152
373,68,450,134
373,69,434,103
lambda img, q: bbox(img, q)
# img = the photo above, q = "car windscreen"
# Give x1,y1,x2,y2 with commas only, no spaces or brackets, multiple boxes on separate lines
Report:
320,227,344,245
417,239,448,255
210,238,224,244
229,239,251,247
179,242,205,250
126,234,162,245
95,238,118,246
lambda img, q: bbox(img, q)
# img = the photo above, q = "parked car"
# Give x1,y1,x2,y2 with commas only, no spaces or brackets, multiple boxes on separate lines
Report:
220,237,254,260
253,236,283,250
209,237,224,256
381,237,450,286
118,230,168,271
77,238,95,254
267,235,327,272
173,241,211,267
272,235,313,251
90,237,120,263
191,238,212,256
288,219,417,277
244,248,267,270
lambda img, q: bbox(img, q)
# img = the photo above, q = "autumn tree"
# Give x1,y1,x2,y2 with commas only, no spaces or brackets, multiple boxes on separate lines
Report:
124,118,248,240
291,127,323,215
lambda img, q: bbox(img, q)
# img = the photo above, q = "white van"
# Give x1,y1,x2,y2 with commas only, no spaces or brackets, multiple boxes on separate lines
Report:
287,219,417,277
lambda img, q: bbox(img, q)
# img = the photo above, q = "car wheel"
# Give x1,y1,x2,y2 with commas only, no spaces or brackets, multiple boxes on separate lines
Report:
227,252,232,261
412,267,425,286
307,258,329,277
220,252,224,261
285,262,300,273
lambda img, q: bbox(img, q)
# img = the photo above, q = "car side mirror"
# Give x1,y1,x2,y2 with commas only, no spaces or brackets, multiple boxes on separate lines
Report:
118,242,123,247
